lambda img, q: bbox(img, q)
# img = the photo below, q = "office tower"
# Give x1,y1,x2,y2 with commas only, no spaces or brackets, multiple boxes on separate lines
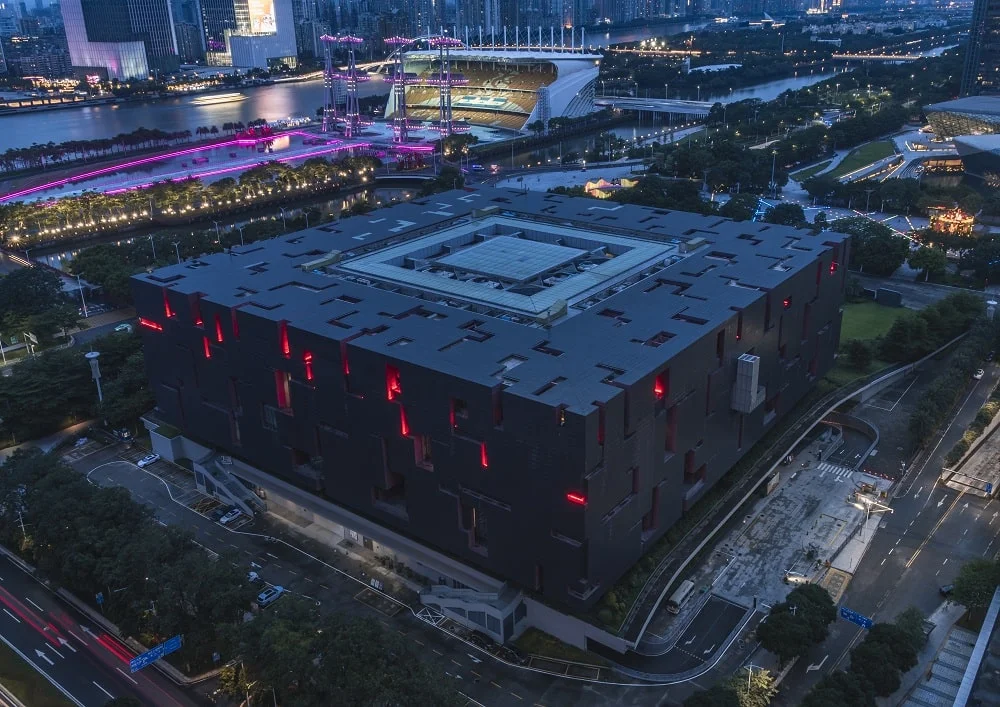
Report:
202,0,296,69
963,0,1000,96
61,0,164,79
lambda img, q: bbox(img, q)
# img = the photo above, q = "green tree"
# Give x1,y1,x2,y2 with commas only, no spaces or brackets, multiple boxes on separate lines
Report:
893,606,929,653
907,246,947,281
801,670,875,707
850,639,902,696
844,339,873,371
731,667,778,707
70,244,138,302
0,267,79,340
720,193,761,222
953,559,1000,610
764,203,807,227
756,607,813,665
831,217,910,277
100,351,154,431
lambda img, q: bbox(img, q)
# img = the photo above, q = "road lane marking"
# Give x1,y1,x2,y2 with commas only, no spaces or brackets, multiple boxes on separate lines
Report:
414,639,424,646
491,681,503,689
907,490,966,569
116,668,139,685
25,597,44,612
943,558,949,565
48,646,64,659
2,609,19,623
266,552,278,559
92,681,114,699
34,649,53,665
433,649,443,656
880,558,886,566
452,659,462,666
510,691,523,700
67,630,85,645
470,670,481,677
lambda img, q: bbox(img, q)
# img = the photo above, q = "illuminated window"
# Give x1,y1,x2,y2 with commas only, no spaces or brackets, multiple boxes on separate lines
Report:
654,373,667,400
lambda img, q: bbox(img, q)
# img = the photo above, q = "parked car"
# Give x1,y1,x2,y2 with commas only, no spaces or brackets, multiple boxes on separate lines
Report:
209,507,227,521
114,323,133,333
974,368,985,380
219,508,242,525
136,453,160,468
73,437,88,448
256,585,285,607
940,584,954,597
247,571,261,583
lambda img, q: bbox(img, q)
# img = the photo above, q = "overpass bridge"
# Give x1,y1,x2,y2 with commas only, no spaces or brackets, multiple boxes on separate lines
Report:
594,96,713,116
831,53,923,63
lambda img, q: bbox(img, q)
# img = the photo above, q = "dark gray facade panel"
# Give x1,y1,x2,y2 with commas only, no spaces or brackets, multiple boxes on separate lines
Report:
132,190,848,609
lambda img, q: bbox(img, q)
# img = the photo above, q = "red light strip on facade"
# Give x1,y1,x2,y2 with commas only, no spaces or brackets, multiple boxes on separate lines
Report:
202,336,212,359
139,318,163,331
231,309,240,340
400,407,410,436
480,442,489,469
279,321,290,358
162,290,174,318
566,492,587,506
304,352,314,381
386,366,402,400
215,314,224,343
653,378,665,399
830,261,839,275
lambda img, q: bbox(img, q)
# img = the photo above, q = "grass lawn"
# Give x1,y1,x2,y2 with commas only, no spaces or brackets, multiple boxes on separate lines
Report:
0,639,74,707
839,301,907,343
513,628,610,667
791,160,832,182
827,141,896,179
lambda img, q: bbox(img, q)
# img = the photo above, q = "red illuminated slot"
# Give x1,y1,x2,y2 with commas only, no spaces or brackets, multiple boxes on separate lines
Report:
400,407,409,436
566,492,587,506
214,314,224,343
304,351,314,381
162,290,174,318
830,261,839,275
480,442,489,469
653,376,665,399
139,317,163,331
202,336,211,359
386,366,402,400
279,321,290,357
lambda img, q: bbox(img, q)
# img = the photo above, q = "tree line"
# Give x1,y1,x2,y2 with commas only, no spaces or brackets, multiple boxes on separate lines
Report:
0,154,380,247
0,450,457,705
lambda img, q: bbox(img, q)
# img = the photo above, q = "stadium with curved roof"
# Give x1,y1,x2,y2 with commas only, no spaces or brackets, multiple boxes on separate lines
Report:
385,49,601,132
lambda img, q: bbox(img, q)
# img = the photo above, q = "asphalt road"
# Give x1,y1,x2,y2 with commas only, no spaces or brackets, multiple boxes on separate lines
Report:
777,363,1000,704
75,448,697,707
0,553,201,707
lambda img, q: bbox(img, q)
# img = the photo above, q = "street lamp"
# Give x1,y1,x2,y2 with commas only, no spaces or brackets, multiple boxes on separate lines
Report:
770,149,778,198
236,225,245,246
665,83,669,99
172,241,182,264
76,274,88,318
697,84,701,101
212,220,222,240
278,207,288,230
148,235,157,262
85,351,102,403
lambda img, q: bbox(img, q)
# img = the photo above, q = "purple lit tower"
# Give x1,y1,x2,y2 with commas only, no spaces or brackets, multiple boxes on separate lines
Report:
320,34,339,133
321,35,369,138
428,36,467,137
384,37,417,144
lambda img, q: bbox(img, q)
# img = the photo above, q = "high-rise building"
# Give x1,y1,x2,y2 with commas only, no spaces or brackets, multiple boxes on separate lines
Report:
60,0,178,79
203,0,297,69
963,0,1000,96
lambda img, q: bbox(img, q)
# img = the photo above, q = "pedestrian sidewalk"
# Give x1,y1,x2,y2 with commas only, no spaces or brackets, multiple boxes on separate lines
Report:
891,602,968,707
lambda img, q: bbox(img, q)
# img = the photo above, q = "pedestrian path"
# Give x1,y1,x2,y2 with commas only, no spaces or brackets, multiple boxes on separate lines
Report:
814,461,854,482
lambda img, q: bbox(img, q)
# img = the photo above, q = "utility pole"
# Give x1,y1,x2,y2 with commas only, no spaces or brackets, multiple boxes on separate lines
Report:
16,510,26,540
148,235,157,262
172,242,182,264
76,274,88,318
85,351,102,403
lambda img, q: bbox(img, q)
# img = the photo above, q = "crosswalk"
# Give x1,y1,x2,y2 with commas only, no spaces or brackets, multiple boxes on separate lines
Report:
815,462,854,482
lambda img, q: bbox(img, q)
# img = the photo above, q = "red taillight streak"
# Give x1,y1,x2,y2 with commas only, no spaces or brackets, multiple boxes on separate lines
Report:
566,492,587,506
139,318,163,331
96,634,133,663
0,588,59,646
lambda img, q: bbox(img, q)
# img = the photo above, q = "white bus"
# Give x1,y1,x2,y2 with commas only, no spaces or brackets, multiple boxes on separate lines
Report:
666,579,696,614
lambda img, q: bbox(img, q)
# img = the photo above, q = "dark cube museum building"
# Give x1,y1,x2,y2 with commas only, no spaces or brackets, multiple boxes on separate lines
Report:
132,190,848,612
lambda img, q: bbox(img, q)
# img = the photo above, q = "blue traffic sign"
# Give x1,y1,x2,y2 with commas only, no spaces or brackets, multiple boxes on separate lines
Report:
840,606,873,630
987,482,993,495
130,634,182,673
